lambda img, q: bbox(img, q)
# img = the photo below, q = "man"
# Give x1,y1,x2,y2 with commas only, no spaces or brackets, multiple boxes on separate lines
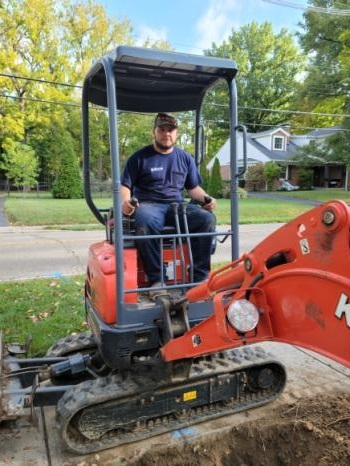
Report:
121,112,216,292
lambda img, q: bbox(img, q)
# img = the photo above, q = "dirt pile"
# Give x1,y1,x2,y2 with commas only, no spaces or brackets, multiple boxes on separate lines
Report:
131,394,350,466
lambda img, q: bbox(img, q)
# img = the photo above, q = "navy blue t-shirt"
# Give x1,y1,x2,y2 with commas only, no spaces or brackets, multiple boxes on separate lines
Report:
121,145,201,202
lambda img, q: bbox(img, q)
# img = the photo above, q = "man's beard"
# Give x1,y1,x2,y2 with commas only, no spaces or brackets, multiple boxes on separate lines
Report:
154,140,174,152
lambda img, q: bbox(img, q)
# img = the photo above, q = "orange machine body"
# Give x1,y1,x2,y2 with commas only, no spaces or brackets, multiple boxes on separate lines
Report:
86,241,190,324
161,200,350,368
85,241,138,324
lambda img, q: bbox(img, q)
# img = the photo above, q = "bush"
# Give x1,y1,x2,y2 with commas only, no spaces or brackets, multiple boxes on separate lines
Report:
52,132,83,199
245,163,265,191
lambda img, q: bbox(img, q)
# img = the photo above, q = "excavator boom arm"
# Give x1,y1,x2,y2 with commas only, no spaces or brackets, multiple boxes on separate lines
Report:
161,200,350,368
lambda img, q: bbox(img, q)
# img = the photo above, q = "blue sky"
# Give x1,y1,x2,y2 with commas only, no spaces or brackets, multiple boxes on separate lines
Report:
100,0,307,53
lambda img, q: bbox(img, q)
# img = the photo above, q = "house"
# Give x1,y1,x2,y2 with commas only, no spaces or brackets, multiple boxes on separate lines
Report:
208,126,346,189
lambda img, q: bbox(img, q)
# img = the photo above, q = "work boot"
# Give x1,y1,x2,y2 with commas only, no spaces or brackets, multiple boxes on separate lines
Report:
148,281,168,300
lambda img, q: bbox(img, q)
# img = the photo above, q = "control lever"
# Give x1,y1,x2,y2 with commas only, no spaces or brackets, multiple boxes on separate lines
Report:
202,195,212,206
170,202,186,283
181,202,194,283
130,197,139,208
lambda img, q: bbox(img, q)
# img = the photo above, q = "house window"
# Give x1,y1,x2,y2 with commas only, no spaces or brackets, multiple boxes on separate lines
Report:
273,136,284,150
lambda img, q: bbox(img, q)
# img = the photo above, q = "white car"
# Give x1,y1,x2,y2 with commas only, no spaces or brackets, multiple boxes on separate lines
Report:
278,180,300,191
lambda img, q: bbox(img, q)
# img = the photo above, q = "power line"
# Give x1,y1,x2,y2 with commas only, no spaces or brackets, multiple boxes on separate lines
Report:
210,102,350,119
0,72,81,89
0,92,80,108
0,91,349,120
263,0,350,16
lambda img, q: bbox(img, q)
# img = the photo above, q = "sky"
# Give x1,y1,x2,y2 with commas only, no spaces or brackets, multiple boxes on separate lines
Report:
100,0,307,53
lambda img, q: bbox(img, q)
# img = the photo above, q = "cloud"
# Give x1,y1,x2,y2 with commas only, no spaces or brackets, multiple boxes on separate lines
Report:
135,25,168,46
193,0,242,52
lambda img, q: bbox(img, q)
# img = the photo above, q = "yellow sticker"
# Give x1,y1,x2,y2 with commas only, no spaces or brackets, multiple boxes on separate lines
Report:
183,390,197,402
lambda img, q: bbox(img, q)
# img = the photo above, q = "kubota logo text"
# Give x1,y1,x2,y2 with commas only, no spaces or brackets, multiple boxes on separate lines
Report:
335,293,350,328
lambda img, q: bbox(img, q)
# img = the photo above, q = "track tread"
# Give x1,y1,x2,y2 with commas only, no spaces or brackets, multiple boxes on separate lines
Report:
56,345,286,454
46,332,96,357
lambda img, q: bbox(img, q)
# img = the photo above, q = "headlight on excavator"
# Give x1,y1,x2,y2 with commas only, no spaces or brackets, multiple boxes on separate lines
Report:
227,299,260,333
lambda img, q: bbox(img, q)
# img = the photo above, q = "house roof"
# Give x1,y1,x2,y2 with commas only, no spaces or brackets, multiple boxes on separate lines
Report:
208,125,341,170
207,128,299,168
304,126,342,138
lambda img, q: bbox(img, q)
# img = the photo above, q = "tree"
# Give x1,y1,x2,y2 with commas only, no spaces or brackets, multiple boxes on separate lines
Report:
0,0,135,185
263,161,281,191
297,166,314,190
208,158,223,198
1,141,38,192
51,130,83,198
199,162,210,193
295,1,350,144
204,22,306,133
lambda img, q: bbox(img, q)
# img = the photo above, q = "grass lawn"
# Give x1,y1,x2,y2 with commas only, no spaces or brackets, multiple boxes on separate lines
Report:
274,188,350,202
6,189,349,226
0,275,86,355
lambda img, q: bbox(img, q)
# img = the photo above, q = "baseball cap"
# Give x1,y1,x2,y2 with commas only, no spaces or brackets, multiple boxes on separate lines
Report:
154,112,178,129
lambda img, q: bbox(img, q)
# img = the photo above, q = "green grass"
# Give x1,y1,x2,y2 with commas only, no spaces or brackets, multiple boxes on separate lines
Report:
216,198,311,224
0,276,86,355
275,188,350,202
3,190,330,226
5,195,110,226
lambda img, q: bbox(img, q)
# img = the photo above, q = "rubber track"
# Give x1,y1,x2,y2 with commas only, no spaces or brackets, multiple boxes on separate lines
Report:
56,345,286,454
46,332,96,357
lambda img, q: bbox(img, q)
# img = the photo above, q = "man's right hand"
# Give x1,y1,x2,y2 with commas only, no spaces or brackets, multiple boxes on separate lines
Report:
122,199,137,216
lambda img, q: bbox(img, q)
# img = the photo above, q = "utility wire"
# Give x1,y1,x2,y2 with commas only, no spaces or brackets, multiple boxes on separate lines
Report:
263,0,350,16
0,92,80,108
0,91,348,119
0,72,81,89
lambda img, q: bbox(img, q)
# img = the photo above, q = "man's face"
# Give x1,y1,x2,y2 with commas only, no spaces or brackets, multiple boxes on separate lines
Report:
153,125,178,152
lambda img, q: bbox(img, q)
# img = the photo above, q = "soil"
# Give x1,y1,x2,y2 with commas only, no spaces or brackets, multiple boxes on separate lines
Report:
129,394,350,466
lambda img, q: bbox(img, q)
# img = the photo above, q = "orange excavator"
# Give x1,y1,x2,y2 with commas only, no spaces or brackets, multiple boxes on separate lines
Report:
1,46,349,455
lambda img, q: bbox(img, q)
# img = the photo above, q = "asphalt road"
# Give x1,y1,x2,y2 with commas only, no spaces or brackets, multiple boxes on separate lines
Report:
0,223,283,281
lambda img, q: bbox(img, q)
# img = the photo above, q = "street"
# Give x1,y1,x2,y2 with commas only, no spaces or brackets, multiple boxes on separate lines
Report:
0,223,283,281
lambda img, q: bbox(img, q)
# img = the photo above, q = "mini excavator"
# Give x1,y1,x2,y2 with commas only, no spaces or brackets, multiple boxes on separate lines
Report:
1,47,349,455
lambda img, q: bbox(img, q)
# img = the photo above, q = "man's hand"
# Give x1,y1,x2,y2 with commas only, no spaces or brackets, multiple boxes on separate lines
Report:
203,196,216,212
122,199,137,216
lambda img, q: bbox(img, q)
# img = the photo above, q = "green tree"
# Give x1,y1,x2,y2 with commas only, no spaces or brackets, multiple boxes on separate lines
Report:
297,166,314,190
199,161,210,192
1,140,38,192
263,161,281,191
52,131,83,199
294,0,350,149
204,22,306,133
208,158,223,198
0,0,135,185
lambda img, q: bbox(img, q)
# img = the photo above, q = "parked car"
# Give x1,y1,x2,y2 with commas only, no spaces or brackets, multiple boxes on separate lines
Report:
278,180,300,191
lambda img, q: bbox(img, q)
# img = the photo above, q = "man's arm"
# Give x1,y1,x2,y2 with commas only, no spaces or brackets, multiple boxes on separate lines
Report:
187,186,216,211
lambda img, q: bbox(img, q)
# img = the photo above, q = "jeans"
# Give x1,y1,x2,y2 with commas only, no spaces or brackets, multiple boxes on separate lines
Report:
134,202,216,284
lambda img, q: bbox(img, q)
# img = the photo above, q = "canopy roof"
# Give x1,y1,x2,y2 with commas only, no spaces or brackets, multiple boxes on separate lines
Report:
85,46,238,112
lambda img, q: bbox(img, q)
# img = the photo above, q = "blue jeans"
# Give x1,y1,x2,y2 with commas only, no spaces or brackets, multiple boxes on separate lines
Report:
134,202,216,284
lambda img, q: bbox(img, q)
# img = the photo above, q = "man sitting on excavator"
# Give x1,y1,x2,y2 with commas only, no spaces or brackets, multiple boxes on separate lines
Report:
121,112,216,293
